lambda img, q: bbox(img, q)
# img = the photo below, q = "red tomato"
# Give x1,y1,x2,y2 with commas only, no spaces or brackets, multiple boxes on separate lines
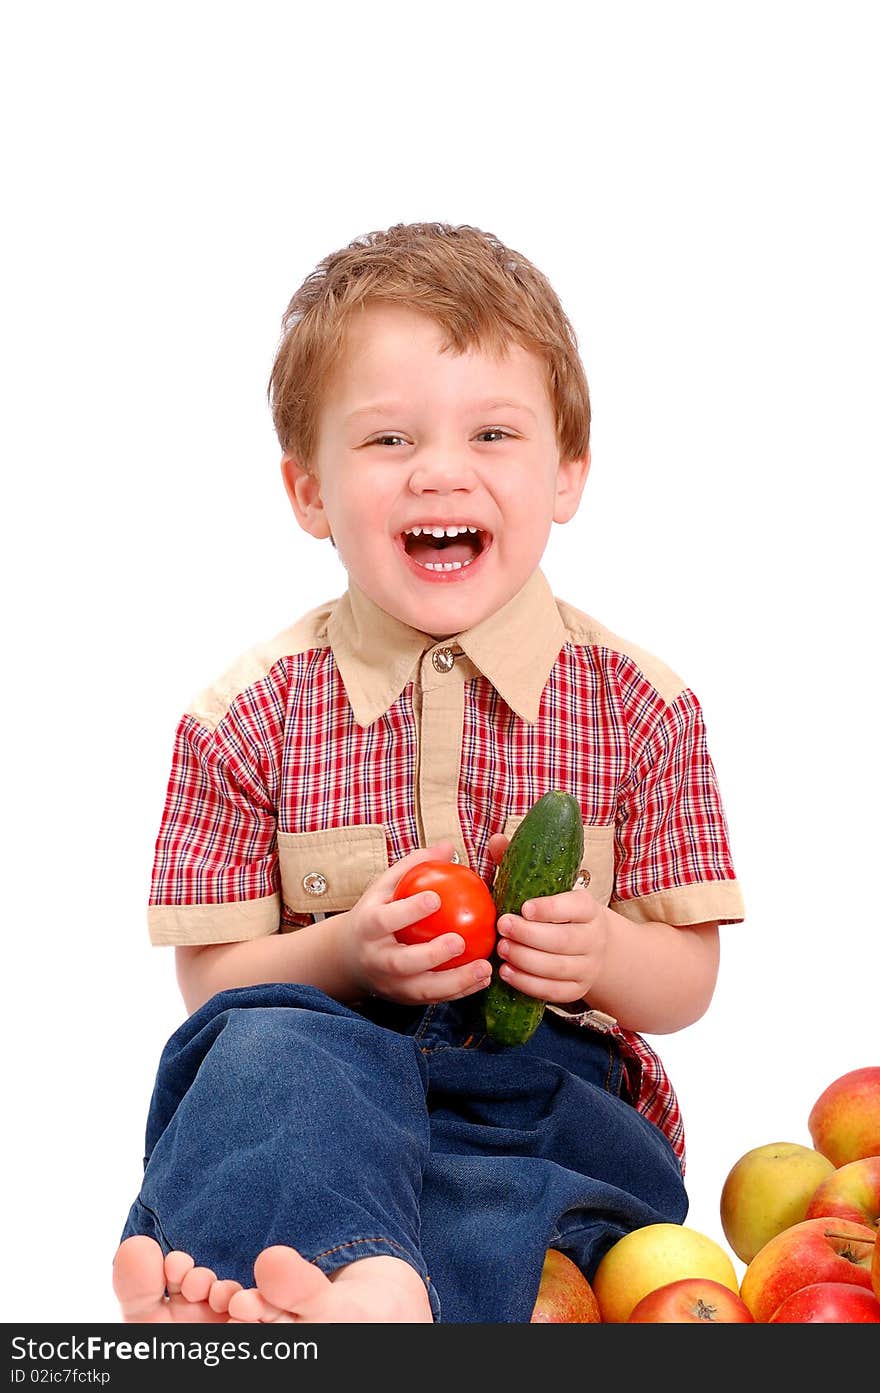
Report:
392,861,497,970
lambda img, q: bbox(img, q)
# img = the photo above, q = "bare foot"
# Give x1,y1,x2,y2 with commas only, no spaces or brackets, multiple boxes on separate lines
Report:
227,1247,434,1323
113,1236,242,1323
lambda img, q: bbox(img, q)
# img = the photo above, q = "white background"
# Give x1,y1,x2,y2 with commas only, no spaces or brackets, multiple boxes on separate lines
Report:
2,1,877,1322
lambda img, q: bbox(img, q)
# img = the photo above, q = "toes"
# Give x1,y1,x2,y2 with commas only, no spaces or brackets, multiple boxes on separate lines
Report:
112,1236,169,1321
181,1266,217,1304
164,1250,195,1294
209,1278,244,1314
253,1245,328,1314
227,1287,287,1323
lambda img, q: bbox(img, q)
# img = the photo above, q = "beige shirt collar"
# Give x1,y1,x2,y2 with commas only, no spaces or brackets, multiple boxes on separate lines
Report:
327,567,566,728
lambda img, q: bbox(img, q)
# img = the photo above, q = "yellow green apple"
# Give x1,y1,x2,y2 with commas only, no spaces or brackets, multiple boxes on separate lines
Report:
591,1223,738,1324
808,1066,880,1166
719,1141,836,1263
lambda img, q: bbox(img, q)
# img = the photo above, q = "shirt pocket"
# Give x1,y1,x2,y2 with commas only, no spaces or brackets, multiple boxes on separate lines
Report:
502,816,616,907
277,824,390,917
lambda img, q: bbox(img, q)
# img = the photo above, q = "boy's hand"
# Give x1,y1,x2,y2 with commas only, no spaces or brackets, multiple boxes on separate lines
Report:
486,834,608,1003
343,840,493,1005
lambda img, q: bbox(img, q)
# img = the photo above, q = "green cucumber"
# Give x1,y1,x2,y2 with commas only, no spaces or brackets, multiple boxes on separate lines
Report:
482,790,585,1046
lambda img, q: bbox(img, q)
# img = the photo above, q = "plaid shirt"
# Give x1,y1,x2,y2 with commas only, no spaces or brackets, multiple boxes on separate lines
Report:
148,568,745,1169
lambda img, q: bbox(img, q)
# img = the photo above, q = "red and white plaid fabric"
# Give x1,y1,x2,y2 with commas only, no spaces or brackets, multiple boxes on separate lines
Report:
149,602,742,1172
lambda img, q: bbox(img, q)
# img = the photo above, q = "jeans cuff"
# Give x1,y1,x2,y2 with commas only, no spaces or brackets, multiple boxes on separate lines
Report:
309,1235,441,1321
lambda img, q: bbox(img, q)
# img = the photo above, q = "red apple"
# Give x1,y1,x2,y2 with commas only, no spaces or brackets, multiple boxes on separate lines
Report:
739,1216,875,1322
873,1229,880,1302
530,1248,601,1323
768,1281,880,1323
808,1066,880,1167
628,1277,754,1323
805,1156,880,1230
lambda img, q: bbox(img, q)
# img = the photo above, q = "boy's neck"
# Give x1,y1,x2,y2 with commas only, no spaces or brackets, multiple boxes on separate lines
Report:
327,569,565,729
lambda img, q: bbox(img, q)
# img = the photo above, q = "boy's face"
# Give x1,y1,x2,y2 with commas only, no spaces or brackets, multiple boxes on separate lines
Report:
282,302,589,639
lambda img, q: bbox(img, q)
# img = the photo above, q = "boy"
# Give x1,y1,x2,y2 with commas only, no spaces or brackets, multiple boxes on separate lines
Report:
113,222,744,1323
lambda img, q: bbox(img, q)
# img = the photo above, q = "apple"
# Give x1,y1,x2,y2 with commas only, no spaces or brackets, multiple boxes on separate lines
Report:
591,1223,739,1324
628,1277,754,1323
719,1141,836,1264
873,1228,880,1302
530,1248,601,1323
768,1281,880,1323
808,1066,880,1167
805,1156,880,1230
739,1216,875,1322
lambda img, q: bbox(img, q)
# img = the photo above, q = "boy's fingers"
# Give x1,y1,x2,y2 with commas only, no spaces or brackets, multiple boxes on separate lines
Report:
495,961,580,1003
408,959,493,1003
497,916,572,953
388,933,468,974
487,833,509,866
360,889,443,942
442,977,495,1003
497,939,584,981
428,935,471,970
517,889,597,923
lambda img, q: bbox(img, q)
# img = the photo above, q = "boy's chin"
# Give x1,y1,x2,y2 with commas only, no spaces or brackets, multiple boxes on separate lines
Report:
346,546,521,636
391,587,500,639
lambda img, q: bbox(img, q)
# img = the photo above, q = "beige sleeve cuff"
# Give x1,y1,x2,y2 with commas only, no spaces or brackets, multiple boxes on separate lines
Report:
147,893,281,946
611,878,745,927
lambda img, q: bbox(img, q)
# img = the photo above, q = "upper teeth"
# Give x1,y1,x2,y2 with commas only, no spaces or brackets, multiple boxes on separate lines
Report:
404,525,480,537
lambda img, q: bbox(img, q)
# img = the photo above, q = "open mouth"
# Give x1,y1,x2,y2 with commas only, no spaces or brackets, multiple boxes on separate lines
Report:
400,525,490,572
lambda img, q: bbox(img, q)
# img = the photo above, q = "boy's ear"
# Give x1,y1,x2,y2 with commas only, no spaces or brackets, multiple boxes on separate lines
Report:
280,456,333,541
553,446,591,524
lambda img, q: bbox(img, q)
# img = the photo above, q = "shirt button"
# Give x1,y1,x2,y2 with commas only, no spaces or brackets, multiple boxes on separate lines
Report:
431,647,456,673
451,849,460,864
302,872,328,896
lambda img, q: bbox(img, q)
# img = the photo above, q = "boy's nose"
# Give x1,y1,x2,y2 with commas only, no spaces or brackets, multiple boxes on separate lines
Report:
408,458,477,493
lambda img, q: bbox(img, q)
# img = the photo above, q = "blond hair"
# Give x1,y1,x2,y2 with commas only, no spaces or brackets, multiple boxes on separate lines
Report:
268,222,591,469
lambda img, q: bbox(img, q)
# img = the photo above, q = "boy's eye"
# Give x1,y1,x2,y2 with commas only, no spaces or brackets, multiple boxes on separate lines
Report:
367,429,513,447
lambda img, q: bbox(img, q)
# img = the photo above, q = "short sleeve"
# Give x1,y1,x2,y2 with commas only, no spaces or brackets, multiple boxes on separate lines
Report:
147,704,282,946
612,688,745,926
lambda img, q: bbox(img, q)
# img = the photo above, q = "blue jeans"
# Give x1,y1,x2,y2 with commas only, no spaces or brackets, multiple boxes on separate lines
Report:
121,983,687,1322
